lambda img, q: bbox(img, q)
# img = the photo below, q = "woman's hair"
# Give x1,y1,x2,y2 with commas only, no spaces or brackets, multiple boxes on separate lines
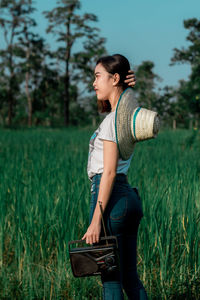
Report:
96,54,130,113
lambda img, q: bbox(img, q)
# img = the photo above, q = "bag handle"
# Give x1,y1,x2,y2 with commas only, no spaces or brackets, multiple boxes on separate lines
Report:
68,235,118,253
98,200,108,245
68,236,117,247
69,201,110,249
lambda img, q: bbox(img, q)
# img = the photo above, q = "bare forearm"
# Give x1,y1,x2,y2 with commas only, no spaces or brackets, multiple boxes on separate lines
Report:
91,172,116,224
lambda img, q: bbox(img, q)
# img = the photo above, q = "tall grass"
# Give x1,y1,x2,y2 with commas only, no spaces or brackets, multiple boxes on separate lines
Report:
0,128,199,299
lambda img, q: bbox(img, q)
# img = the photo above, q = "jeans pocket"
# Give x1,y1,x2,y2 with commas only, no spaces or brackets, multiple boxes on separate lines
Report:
91,181,98,192
110,197,128,220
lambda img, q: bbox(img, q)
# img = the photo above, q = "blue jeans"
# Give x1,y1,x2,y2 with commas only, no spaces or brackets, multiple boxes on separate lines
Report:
90,173,148,300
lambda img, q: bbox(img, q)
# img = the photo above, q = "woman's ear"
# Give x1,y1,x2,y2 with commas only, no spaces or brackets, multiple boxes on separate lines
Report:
113,73,120,86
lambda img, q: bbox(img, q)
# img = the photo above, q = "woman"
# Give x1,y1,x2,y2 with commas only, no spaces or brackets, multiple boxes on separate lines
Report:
82,54,148,300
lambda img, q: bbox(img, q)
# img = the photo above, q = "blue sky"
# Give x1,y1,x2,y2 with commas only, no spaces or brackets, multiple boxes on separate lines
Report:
18,0,200,88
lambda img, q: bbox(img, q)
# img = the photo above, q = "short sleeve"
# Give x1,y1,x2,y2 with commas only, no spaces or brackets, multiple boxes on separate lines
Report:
98,112,116,143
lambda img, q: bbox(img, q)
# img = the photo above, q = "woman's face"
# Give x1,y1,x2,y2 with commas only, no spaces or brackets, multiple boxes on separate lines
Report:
93,63,114,101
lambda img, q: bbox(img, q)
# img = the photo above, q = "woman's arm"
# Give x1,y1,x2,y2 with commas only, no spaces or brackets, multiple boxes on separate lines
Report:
82,140,119,245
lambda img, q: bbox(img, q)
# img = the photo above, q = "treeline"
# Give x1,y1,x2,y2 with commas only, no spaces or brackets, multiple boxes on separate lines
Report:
0,0,199,128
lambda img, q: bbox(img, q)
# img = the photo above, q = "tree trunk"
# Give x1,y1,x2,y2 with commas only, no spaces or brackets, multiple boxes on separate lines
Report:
8,60,15,126
8,90,13,126
26,71,32,127
64,72,70,126
7,23,16,127
92,116,96,127
194,119,198,129
64,19,72,126
173,119,176,130
189,119,193,129
25,42,32,127
8,73,15,126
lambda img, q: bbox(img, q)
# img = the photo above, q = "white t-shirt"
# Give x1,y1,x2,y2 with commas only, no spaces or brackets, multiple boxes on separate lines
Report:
87,111,133,180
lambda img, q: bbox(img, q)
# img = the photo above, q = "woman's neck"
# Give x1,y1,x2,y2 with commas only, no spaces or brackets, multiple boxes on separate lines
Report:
109,87,124,112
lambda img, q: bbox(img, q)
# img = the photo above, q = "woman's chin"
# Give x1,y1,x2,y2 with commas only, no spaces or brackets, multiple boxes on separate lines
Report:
97,95,107,101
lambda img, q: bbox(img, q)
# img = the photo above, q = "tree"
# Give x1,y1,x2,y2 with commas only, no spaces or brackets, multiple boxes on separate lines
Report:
43,0,106,126
14,0,45,127
0,0,45,126
133,61,161,110
72,30,106,125
0,0,27,125
18,34,51,126
0,68,9,125
171,18,200,126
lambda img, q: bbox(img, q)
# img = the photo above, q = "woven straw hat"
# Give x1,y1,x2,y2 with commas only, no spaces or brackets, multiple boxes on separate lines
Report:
115,87,160,160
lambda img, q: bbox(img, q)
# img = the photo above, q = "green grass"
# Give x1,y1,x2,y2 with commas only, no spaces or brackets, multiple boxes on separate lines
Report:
0,128,199,299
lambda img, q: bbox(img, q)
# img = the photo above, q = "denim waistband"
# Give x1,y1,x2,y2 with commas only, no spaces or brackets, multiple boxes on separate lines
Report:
91,173,128,185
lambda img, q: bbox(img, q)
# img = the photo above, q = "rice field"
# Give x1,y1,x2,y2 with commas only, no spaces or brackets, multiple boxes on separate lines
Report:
0,127,199,299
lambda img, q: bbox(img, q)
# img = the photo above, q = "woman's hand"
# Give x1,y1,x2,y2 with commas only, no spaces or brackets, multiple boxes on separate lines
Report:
124,70,136,87
82,221,101,245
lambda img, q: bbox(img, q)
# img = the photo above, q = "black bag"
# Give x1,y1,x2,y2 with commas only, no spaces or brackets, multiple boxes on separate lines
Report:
68,236,119,277
68,201,119,277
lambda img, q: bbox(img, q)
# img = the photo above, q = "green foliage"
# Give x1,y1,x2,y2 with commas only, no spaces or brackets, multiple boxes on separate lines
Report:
43,0,106,126
0,128,199,299
171,18,200,66
133,61,161,110
0,0,106,127
0,0,38,126
171,18,200,121
72,34,107,93
0,3,199,129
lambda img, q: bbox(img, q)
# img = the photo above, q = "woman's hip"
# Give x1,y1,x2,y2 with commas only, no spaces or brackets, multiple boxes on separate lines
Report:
89,173,143,226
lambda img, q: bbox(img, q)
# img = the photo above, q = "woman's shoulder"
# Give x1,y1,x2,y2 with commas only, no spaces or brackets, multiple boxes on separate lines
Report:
98,111,115,130
102,111,115,123
97,111,116,142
